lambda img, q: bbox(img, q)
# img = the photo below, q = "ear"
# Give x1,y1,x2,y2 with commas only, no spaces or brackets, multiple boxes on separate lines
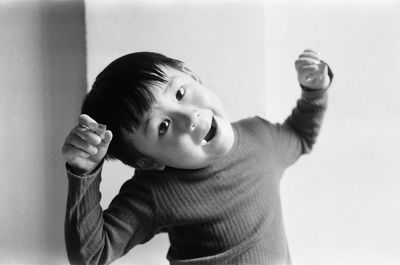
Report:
135,158,165,171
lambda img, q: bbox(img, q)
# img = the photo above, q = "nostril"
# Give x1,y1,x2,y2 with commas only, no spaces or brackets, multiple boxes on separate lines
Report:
189,110,199,130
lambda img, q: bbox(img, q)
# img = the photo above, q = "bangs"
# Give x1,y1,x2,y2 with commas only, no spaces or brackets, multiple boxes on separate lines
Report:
80,52,183,165
84,68,166,134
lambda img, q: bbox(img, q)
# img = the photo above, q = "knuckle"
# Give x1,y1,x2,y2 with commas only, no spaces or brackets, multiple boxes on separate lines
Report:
89,134,101,145
67,134,80,145
76,149,90,159
88,146,98,155
65,134,74,145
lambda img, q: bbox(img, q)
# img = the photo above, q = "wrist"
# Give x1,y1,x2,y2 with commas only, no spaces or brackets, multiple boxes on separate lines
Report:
66,163,90,176
66,162,102,176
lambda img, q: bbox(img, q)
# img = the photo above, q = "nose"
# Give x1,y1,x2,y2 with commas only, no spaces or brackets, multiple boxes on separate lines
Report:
172,107,200,132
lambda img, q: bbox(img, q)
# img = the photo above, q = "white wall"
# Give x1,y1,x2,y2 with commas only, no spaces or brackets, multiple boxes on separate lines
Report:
85,0,266,264
264,1,400,264
0,1,86,264
86,0,400,264
2,0,398,264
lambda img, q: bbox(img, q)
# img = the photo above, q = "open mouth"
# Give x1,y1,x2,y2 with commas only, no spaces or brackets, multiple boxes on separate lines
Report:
201,116,217,145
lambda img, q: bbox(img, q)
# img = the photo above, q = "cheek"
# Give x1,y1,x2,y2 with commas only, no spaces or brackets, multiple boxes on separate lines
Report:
160,135,193,154
176,140,202,160
189,87,213,105
201,90,225,112
173,135,196,150
160,144,200,166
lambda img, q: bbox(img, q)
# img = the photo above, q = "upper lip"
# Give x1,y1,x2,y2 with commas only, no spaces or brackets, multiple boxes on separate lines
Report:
203,116,213,138
204,117,216,141
195,113,213,145
202,116,217,145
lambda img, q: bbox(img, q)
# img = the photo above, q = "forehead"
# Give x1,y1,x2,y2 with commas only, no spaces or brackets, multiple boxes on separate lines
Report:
150,66,190,92
139,67,186,125
161,66,188,81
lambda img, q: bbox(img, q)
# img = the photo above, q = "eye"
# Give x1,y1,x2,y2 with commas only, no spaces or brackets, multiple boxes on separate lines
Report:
159,120,170,136
176,87,185,101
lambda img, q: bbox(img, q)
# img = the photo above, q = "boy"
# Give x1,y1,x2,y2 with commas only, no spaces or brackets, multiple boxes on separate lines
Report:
62,50,333,265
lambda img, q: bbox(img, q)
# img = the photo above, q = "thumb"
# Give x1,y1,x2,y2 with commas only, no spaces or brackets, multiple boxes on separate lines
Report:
99,130,113,150
88,130,113,164
103,130,113,146
322,63,328,77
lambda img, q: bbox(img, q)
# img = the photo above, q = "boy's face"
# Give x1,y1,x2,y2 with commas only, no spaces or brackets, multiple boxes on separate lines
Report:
131,66,234,170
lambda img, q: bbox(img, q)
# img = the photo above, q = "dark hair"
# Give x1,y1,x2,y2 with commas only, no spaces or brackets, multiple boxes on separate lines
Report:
81,52,184,168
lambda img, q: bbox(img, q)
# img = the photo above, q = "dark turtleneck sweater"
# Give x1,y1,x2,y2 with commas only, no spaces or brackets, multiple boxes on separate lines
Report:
65,69,332,265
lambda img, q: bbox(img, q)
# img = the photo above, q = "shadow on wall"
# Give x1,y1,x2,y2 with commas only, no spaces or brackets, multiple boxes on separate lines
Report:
39,1,86,263
0,0,86,262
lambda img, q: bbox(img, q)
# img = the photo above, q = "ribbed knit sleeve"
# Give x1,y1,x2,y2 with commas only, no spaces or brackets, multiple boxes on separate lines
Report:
65,164,158,265
276,64,333,167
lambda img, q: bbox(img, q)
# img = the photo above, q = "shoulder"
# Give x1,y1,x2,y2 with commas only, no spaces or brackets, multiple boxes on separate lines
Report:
114,169,164,198
234,116,298,149
234,116,273,126
233,116,275,136
131,169,180,195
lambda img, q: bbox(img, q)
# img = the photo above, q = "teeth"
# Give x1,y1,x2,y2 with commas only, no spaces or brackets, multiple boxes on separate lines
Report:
201,139,207,146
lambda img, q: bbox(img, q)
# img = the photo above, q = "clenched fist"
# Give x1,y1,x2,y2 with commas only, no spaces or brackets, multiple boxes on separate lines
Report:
62,114,113,175
295,49,330,90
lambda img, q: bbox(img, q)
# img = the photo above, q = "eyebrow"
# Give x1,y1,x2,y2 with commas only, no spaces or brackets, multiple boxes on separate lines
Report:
143,118,150,138
162,76,177,94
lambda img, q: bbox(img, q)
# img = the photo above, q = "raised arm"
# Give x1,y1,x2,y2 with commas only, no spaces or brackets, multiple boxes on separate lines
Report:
65,166,157,265
62,115,158,265
277,49,334,166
